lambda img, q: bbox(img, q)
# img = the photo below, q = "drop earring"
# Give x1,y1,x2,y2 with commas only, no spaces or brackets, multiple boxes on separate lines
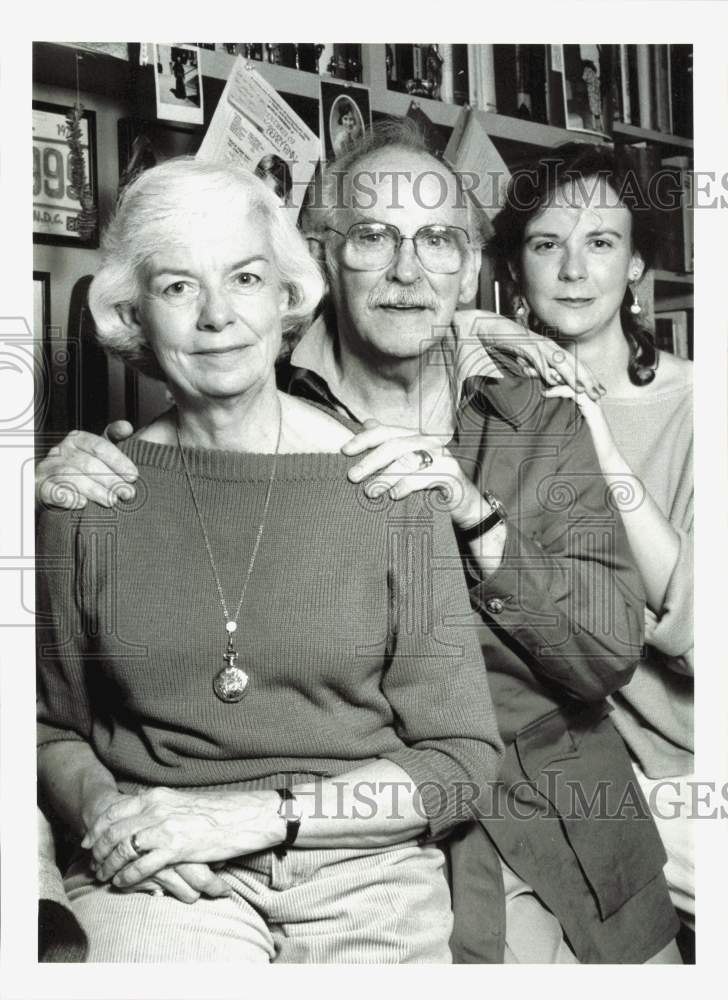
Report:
515,297,527,317
629,285,642,315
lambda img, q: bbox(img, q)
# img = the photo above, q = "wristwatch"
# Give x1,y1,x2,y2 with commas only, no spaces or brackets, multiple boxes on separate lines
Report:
456,490,507,543
275,788,302,855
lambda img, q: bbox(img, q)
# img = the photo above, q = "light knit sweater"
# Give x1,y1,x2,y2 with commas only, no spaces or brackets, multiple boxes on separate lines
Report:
37,438,503,838
602,370,693,779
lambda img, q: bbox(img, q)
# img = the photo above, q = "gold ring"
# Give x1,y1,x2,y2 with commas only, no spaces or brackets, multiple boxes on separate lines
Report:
130,832,142,857
413,449,434,469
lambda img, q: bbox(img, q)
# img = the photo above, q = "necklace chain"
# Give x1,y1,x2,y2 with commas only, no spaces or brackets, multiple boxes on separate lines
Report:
175,401,283,629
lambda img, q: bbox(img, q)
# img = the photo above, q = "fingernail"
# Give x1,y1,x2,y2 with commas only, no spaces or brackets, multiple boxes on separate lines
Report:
122,472,138,482
118,486,135,502
599,384,607,394
348,466,362,481
367,484,386,498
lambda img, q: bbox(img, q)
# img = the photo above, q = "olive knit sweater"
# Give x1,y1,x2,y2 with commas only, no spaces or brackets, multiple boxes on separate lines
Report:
37,438,502,838
603,369,693,779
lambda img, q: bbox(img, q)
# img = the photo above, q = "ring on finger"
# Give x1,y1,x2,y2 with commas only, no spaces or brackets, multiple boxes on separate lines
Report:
412,449,434,470
130,832,143,857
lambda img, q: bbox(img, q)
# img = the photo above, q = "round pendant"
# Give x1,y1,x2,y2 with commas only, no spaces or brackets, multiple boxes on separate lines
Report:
213,665,249,703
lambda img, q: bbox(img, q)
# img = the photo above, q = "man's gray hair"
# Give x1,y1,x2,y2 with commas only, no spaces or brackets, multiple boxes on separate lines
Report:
303,119,484,247
89,157,325,380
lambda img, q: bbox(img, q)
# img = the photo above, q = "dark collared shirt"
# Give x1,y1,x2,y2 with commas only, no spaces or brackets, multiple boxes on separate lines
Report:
277,313,675,963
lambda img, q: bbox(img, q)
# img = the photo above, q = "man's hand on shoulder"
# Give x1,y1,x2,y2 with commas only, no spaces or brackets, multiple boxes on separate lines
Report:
342,419,483,527
36,421,138,510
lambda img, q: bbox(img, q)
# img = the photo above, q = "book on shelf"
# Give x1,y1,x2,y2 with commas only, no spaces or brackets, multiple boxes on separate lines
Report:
661,154,694,273
669,45,693,138
613,44,692,137
652,44,671,133
635,46,653,130
546,45,567,128
612,45,632,124
468,44,497,113
654,310,691,359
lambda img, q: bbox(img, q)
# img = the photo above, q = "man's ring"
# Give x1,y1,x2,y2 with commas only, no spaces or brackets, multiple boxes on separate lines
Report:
413,449,434,470
130,832,143,857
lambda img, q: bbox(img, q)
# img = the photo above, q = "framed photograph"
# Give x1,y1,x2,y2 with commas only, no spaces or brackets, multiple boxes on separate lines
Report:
320,80,371,161
154,43,204,125
117,117,203,193
33,100,99,248
559,44,611,139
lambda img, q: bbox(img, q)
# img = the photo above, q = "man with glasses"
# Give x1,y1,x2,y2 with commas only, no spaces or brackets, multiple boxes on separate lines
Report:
36,124,679,964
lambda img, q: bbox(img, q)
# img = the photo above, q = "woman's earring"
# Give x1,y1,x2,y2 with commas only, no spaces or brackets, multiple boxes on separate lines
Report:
629,285,642,315
515,297,527,317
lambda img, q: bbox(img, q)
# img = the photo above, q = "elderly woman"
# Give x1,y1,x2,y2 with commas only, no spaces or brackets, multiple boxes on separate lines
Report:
37,157,503,963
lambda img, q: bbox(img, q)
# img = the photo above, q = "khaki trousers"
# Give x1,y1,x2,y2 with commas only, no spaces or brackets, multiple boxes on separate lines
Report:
65,841,453,963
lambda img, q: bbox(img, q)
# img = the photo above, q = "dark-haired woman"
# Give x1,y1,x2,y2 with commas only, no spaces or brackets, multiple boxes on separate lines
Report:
491,142,694,924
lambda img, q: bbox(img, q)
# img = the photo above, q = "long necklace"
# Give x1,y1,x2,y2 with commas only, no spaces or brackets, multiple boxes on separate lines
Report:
175,401,282,703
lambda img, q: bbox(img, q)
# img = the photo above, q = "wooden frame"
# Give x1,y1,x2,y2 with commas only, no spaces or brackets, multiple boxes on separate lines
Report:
33,271,51,342
32,100,99,248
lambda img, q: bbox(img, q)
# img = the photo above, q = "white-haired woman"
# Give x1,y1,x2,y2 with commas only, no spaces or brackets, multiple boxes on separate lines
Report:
37,157,502,963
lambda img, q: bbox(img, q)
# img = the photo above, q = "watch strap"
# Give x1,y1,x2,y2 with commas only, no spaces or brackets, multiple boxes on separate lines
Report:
275,787,302,855
457,492,506,543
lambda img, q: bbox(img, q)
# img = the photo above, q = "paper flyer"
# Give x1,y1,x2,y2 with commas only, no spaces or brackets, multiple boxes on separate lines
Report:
197,58,321,216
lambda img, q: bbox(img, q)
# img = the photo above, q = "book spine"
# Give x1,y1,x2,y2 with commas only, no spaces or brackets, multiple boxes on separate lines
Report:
440,44,454,104
619,44,632,124
547,45,566,128
468,44,497,112
636,45,653,130
653,45,670,133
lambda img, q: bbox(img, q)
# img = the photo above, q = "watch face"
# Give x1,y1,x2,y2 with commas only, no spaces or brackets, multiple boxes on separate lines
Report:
484,491,506,520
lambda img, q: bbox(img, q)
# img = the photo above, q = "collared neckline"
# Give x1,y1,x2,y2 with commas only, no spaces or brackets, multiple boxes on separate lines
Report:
289,309,505,427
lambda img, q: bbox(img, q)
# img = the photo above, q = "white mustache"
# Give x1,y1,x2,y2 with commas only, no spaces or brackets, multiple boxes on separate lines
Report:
367,287,438,309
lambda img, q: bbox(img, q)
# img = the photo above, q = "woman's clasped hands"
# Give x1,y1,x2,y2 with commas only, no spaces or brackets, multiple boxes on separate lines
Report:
81,786,282,892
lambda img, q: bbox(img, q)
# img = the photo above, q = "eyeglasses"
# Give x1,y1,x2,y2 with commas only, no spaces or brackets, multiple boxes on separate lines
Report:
326,222,472,274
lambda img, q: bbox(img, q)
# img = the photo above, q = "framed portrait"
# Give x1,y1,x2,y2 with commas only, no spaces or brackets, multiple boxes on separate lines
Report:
559,44,611,139
320,80,371,161
32,101,99,248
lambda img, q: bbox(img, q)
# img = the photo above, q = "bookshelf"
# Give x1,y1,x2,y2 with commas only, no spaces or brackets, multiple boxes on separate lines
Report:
41,42,693,155
612,122,693,151
33,41,694,363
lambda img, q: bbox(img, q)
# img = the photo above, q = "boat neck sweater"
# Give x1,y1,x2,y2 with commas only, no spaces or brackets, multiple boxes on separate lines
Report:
601,374,693,779
37,437,503,839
